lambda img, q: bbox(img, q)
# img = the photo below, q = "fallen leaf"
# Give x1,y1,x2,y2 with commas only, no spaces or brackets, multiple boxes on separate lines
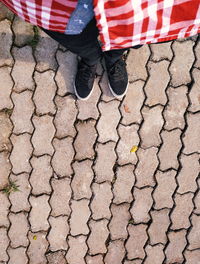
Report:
130,145,138,153
33,235,37,240
123,104,131,113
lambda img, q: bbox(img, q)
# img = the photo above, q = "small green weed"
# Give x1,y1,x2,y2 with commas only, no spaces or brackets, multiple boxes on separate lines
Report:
128,219,134,225
2,108,13,116
2,180,20,195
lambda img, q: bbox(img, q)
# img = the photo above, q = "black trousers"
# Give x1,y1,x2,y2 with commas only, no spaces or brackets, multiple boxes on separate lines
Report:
41,18,142,66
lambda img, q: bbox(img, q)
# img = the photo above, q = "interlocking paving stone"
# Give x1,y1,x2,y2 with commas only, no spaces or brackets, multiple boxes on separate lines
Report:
8,212,29,247
71,160,93,199
27,231,48,264
153,170,177,209
0,111,12,152
86,255,104,264
188,214,200,250
183,112,200,154
0,192,10,227
49,178,71,217
127,45,150,82
130,187,153,224
97,100,120,143
11,90,34,134
87,219,109,254
12,16,34,46
0,151,11,189
74,120,97,160
11,46,35,92
35,28,58,72
140,105,164,148
48,216,69,251
194,40,200,68
120,80,145,125
165,230,187,264
124,261,142,264
32,115,55,156
113,165,135,204
104,240,125,264
30,156,52,195
125,224,148,259
7,247,28,264
29,195,50,232
0,228,9,262
0,2,14,21
117,124,139,165
77,78,101,120
70,199,90,236
0,19,13,67
171,193,194,230
94,142,116,183
109,203,130,240
148,209,170,245
9,173,31,212
0,67,13,110
170,40,195,87
91,182,112,220
52,137,74,177
46,251,67,264
10,134,32,174
177,153,199,194
55,51,77,96
54,95,77,138
144,244,165,264
33,70,56,115
164,86,188,130
66,235,87,264
135,147,158,188
189,68,200,112
158,129,182,170
150,42,173,61
194,179,200,214
184,249,200,264
145,60,169,106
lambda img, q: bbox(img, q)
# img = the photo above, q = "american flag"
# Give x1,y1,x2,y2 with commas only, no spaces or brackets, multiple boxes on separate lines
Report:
1,0,200,51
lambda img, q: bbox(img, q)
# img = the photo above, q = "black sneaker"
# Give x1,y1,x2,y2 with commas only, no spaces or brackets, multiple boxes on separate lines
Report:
106,58,128,98
74,59,97,100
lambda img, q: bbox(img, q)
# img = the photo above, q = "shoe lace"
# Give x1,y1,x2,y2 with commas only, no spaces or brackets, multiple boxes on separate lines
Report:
77,62,95,82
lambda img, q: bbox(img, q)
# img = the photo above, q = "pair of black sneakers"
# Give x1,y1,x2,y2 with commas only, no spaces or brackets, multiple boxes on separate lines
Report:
74,56,129,100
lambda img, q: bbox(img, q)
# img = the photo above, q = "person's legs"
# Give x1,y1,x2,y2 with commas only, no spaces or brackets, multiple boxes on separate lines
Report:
41,18,103,100
41,18,102,66
104,45,143,67
41,19,144,99
103,44,143,98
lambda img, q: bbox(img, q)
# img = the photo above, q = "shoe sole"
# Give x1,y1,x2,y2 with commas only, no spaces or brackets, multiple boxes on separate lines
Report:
74,82,94,101
108,81,129,99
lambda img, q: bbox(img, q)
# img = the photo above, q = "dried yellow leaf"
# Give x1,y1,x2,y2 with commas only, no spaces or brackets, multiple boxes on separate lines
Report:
130,145,138,153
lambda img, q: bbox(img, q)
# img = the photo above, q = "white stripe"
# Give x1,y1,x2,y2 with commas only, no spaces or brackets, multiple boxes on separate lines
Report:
146,0,158,37
160,0,174,35
11,0,25,19
131,0,143,45
95,0,110,50
26,0,36,24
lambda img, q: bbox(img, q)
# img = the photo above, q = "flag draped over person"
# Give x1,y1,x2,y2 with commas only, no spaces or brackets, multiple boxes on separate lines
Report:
1,0,200,50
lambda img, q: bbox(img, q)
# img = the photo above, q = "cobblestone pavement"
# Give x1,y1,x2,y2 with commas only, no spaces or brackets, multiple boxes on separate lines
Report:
0,4,200,264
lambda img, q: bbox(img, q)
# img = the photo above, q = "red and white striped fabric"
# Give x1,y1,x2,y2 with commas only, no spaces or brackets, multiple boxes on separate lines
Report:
1,0,200,51
94,0,200,50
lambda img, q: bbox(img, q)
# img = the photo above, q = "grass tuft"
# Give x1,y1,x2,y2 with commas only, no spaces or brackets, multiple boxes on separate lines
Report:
2,180,20,195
